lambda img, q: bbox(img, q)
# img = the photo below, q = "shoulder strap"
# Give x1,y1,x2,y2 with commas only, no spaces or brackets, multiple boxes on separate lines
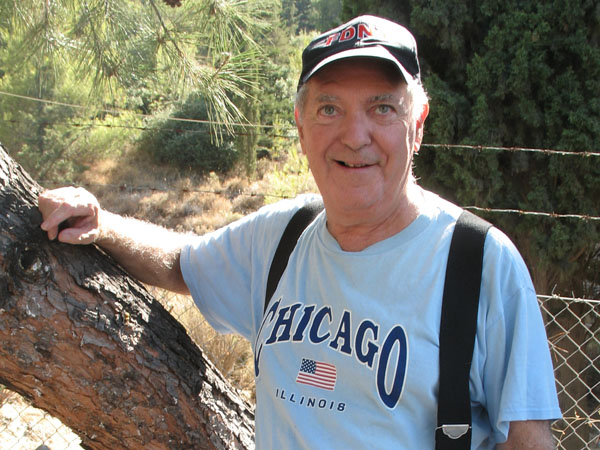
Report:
264,205,490,448
264,200,324,314
436,210,492,449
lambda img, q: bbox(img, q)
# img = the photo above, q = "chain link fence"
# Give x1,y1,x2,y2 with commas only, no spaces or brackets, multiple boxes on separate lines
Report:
541,296,600,449
1,295,598,449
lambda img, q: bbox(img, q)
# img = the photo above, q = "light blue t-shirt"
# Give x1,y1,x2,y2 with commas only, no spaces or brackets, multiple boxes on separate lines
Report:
180,191,561,449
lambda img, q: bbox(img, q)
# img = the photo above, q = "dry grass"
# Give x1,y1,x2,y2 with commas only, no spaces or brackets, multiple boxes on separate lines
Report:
79,149,309,233
0,386,14,409
151,288,256,399
76,147,318,400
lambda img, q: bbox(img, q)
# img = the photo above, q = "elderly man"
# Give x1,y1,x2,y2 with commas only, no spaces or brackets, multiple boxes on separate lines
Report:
38,15,560,449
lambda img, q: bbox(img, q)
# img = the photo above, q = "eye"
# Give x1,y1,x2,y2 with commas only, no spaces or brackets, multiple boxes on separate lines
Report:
375,104,393,115
319,105,337,116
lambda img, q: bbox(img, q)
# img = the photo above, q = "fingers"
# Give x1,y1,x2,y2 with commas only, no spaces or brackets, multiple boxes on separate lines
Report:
38,187,101,245
58,226,99,245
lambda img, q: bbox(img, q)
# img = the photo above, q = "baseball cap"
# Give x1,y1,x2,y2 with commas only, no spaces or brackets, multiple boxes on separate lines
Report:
298,15,421,90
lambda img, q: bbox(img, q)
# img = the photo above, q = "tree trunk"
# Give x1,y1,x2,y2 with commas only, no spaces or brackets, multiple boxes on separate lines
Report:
0,143,255,450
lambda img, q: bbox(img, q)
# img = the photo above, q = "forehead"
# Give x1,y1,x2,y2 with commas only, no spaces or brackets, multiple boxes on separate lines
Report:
306,58,407,97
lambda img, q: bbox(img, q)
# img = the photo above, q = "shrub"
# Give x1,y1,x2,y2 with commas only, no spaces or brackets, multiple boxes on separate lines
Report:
140,94,239,174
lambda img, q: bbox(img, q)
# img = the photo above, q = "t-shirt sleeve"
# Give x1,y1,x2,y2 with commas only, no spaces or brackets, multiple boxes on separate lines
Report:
179,196,319,340
470,228,562,444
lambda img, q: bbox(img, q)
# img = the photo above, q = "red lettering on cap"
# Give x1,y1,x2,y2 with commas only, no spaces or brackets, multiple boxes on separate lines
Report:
324,33,340,47
357,23,372,39
339,26,356,42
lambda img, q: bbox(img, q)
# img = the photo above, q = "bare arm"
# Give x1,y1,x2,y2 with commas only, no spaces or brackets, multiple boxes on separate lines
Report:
38,187,190,294
498,420,556,449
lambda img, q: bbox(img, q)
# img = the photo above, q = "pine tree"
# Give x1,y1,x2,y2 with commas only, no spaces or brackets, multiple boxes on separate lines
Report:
0,0,275,176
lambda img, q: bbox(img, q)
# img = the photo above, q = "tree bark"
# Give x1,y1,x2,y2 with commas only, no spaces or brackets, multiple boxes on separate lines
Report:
0,144,255,449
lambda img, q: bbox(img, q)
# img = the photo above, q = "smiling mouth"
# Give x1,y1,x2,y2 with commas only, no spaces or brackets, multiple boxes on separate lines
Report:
337,161,371,168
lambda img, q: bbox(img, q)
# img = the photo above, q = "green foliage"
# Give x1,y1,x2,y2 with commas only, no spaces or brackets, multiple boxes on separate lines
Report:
463,2,600,149
0,0,275,177
340,0,408,22
338,0,600,295
313,0,343,30
281,0,317,32
267,117,300,160
413,0,600,294
421,73,470,144
0,0,598,298
140,94,239,174
280,0,342,33
0,33,142,182
264,146,316,202
255,21,315,162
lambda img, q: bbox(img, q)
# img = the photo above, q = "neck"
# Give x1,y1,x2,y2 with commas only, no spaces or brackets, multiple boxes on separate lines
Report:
326,183,425,252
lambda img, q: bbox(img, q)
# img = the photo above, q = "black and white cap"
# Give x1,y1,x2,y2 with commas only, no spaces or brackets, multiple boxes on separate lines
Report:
298,15,421,90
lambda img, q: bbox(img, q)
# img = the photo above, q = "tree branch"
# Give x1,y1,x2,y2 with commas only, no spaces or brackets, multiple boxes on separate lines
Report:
0,143,255,449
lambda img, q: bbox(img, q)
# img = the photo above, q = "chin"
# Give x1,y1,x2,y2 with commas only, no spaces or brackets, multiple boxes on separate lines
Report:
329,192,382,213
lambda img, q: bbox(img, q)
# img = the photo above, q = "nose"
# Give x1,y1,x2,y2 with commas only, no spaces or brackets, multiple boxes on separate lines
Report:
340,111,371,151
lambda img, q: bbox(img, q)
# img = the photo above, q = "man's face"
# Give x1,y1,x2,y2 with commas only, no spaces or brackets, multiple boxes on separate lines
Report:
295,59,426,221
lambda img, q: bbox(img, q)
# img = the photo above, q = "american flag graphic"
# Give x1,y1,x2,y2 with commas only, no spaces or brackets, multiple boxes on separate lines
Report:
296,358,337,391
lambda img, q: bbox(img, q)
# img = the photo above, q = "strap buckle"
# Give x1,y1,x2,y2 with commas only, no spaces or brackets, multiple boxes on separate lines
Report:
439,424,470,439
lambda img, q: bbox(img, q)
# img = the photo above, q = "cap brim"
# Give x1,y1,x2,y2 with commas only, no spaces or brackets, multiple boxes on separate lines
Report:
300,46,414,87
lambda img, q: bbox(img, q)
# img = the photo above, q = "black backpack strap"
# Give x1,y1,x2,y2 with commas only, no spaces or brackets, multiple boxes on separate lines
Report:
436,210,492,449
264,200,324,314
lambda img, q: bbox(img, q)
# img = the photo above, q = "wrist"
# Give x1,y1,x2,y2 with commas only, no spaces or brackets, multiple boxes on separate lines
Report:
95,209,119,246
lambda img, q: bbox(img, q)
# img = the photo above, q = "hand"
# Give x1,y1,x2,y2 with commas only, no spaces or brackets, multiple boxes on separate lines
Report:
38,187,102,245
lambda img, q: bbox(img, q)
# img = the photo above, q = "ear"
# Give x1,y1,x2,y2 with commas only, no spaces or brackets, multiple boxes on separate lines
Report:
414,101,429,153
294,107,303,138
294,107,306,153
